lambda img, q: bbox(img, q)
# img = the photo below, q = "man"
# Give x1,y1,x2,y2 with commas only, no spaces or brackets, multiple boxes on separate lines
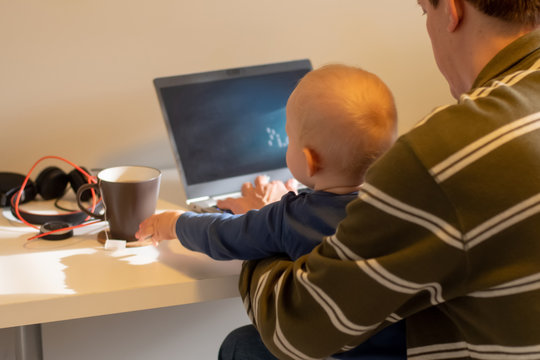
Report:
234,0,540,359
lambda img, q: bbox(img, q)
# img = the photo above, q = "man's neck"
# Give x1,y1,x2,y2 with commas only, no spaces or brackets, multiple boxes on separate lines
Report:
454,4,536,96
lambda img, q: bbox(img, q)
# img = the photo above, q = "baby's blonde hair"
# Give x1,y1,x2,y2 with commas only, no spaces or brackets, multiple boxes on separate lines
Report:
289,64,397,182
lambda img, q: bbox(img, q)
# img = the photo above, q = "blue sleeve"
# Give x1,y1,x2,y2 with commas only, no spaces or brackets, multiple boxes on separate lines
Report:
175,202,286,260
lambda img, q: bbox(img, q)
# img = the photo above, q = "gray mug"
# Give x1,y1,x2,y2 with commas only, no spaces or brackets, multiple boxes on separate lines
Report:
77,166,161,242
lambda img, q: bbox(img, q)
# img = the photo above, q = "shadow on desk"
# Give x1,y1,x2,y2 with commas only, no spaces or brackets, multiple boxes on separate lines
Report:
157,241,241,278
58,239,241,298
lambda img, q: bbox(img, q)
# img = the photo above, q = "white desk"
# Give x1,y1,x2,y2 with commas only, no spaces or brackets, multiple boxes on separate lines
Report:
0,169,242,358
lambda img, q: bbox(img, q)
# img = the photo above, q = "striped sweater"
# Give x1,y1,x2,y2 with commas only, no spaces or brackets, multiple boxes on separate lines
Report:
239,29,540,360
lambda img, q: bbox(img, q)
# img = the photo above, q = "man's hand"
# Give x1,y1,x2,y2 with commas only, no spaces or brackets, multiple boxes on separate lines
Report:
216,176,298,214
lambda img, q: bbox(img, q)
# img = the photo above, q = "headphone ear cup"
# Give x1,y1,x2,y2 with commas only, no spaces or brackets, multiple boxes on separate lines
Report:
5,181,37,206
35,166,69,200
0,172,37,207
68,167,91,201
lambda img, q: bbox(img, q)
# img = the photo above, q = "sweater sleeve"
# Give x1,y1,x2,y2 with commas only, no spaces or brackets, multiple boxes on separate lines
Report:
175,202,287,260
239,138,469,359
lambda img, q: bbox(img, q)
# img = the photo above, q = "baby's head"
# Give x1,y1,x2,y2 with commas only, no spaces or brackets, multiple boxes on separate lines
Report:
285,64,397,191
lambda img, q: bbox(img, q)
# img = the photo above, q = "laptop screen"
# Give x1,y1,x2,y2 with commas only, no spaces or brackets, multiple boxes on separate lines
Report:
154,59,312,201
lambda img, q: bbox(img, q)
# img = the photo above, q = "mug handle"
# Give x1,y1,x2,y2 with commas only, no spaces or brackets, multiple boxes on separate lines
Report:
76,183,105,220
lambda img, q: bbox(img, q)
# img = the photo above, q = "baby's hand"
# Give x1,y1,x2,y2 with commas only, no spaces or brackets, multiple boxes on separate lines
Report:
136,210,185,246
216,176,297,214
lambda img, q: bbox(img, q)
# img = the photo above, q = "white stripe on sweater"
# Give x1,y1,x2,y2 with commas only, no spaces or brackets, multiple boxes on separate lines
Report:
465,193,540,249
469,272,540,298
357,259,445,305
356,185,539,253
408,341,540,360
327,234,364,261
296,269,379,336
463,58,540,101
359,184,464,250
431,112,540,182
252,270,271,326
273,274,318,360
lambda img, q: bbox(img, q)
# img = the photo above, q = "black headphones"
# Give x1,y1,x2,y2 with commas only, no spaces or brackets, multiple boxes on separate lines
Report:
1,163,102,239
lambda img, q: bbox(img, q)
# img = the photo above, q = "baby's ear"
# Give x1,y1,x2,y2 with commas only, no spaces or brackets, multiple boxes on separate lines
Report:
302,147,321,177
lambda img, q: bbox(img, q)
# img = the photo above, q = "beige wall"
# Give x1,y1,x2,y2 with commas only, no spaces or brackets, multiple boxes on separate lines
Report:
1,0,453,175
1,2,455,358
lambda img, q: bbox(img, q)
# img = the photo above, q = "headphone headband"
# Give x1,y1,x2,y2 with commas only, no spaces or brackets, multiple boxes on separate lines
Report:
10,195,103,225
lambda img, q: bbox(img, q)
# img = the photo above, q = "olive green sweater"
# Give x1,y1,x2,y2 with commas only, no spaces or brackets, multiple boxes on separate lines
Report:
240,30,540,360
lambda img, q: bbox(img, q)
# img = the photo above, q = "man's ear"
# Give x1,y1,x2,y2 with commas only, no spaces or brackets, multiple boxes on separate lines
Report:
446,0,464,32
302,147,321,177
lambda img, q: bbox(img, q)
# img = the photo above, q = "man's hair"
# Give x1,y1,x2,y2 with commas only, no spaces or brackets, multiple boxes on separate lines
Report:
291,64,397,182
428,0,540,27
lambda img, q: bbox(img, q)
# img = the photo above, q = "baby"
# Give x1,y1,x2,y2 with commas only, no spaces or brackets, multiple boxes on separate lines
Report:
136,64,397,261
136,64,402,359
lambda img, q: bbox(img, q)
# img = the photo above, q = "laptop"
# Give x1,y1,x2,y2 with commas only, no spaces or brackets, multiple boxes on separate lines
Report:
154,59,312,212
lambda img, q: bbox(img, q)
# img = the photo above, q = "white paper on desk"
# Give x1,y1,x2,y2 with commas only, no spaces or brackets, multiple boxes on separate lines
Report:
104,239,126,250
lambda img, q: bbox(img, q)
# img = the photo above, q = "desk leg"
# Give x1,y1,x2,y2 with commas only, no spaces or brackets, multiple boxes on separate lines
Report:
15,325,43,360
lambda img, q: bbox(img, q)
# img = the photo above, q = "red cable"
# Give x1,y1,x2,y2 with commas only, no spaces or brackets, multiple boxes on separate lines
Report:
12,155,102,240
